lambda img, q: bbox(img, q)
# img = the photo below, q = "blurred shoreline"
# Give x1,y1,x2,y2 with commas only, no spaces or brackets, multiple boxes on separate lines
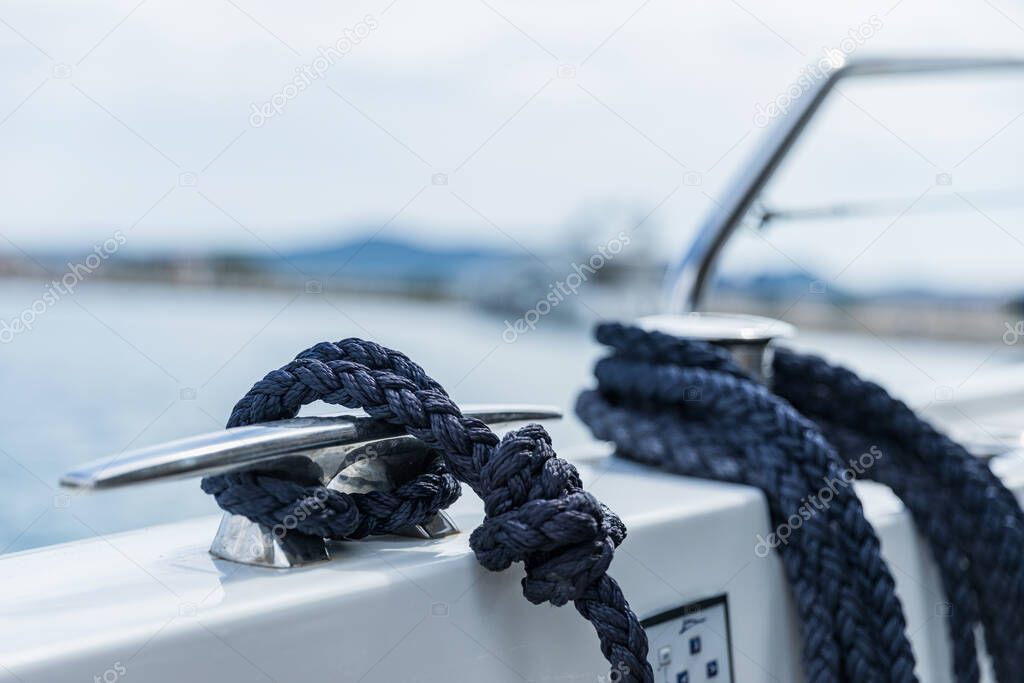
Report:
1,236,1020,345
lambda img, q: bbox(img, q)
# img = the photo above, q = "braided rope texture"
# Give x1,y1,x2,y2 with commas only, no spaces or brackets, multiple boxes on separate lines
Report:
576,322,919,683
201,338,653,682
774,349,1024,683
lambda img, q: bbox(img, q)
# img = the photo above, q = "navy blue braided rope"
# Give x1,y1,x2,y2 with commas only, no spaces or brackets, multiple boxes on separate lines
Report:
807,424,984,683
773,350,1024,683
200,338,653,682
576,322,918,683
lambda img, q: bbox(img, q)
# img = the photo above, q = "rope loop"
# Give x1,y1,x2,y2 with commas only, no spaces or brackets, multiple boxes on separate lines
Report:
774,348,1024,683
580,320,1024,683
202,337,653,683
579,322,916,683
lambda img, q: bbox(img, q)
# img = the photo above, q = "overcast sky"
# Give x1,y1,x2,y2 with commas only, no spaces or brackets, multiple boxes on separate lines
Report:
0,0,1022,289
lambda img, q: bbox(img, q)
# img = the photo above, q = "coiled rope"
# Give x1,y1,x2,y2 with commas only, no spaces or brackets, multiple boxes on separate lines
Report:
201,338,654,682
576,321,1024,683
773,350,1024,683
576,322,913,683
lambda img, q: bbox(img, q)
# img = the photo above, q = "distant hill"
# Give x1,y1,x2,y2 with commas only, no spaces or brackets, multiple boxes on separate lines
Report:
262,236,530,281
718,270,1004,306
718,270,849,300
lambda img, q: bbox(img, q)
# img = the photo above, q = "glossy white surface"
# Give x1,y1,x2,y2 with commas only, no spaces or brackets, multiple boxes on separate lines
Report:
2,447,1022,682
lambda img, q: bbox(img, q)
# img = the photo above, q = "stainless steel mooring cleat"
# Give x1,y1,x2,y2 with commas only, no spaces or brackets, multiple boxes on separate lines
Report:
60,405,562,568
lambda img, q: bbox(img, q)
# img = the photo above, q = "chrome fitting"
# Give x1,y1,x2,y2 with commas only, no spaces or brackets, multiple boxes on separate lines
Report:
637,313,795,385
60,405,561,568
